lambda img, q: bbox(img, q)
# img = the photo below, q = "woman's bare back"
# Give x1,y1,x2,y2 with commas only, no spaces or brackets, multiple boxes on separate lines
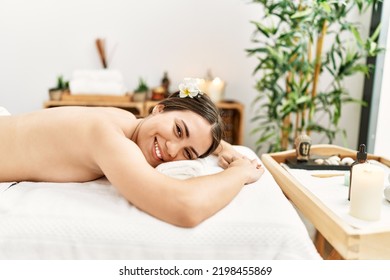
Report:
0,106,137,182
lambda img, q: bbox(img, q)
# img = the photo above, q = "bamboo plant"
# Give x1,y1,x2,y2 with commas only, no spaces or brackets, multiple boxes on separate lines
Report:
247,0,383,152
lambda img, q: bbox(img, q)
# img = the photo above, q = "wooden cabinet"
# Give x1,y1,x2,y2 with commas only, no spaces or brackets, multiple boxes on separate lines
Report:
44,97,244,145
216,101,244,145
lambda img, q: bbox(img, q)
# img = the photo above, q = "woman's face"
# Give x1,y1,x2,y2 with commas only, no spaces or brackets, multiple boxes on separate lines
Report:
135,107,213,167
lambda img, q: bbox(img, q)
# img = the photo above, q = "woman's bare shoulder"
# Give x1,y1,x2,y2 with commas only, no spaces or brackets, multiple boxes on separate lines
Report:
50,106,136,118
31,106,137,126
88,106,137,118
12,106,139,142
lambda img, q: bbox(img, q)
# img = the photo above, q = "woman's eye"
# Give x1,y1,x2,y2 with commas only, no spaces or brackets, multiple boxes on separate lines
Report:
185,149,192,160
176,125,182,137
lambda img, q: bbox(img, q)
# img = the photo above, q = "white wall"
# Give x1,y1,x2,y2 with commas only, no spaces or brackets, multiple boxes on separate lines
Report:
0,0,372,153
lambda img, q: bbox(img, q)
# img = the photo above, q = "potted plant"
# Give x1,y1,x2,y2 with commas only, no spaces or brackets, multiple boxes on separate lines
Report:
49,75,69,101
246,0,383,152
132,77,149,102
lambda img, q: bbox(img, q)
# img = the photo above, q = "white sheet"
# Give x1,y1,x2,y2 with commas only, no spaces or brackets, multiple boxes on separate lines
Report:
0,146,321,260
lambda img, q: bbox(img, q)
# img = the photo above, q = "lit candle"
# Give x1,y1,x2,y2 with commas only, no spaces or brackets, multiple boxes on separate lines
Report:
207,77,225,103
197,78,207,93
349,163,385,221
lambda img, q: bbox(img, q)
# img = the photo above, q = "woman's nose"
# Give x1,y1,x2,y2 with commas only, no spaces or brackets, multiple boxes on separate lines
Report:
166,140,180,159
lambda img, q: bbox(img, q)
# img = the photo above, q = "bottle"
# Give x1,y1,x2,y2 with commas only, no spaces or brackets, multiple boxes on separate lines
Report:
348,144,368,200
161,72,170,97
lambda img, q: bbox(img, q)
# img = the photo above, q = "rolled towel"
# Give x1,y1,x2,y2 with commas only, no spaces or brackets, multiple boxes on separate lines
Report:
0,106,11,116
69,69,127,95
72,69,124,83
156,159,206,180
69,80,127,95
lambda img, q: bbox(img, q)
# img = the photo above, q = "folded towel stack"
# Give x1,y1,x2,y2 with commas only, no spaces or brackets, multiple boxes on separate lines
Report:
0,107,11,116
69,69,127,95
156,159,206,180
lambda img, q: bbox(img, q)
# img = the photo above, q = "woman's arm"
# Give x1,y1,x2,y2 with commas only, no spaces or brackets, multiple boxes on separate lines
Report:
92,128,264,228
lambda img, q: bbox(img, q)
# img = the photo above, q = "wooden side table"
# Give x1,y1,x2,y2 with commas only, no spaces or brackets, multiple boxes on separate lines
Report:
261,144,390,260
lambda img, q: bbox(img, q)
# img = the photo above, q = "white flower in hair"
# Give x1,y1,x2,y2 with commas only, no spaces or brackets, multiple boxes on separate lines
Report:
179,78,203,98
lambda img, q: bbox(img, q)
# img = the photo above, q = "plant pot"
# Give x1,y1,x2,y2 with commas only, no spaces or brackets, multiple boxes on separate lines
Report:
132,91,147,102
49,89,63,101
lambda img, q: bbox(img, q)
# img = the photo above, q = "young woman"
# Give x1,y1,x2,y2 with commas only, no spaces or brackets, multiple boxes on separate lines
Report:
0,79,264,227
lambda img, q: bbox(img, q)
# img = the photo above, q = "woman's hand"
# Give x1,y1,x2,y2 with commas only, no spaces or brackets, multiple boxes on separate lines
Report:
217,147,245,169
227,156,265,184
214,140,246,169
213,140,264,184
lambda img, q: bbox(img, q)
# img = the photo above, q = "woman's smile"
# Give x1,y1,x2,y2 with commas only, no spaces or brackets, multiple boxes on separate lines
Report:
153,138,164,161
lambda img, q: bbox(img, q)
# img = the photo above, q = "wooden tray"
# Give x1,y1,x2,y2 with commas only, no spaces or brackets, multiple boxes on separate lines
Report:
261,144,390,260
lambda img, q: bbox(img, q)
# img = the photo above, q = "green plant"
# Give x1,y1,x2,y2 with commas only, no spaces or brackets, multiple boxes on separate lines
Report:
246,0,383,152
50,75,69,91
134,77,149,93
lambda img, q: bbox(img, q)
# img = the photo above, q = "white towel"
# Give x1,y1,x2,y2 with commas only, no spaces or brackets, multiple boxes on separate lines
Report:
69,69,127,95
156,159,206,180
0,107,11,116
69,80,127,95
72,69,124,83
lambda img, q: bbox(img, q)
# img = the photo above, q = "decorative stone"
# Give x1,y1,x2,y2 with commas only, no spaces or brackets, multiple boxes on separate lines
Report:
341,157,354,166
328,155,341,162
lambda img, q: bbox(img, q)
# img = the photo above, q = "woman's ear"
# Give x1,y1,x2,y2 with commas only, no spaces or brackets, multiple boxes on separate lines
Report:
152,104,164,115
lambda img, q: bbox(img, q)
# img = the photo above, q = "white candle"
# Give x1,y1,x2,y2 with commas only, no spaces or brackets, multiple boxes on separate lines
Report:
197,78,207,93
207,77,225,103
350,163,385,221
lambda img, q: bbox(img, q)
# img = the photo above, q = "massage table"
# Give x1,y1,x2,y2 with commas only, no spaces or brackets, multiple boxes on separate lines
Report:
0,138,320,259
